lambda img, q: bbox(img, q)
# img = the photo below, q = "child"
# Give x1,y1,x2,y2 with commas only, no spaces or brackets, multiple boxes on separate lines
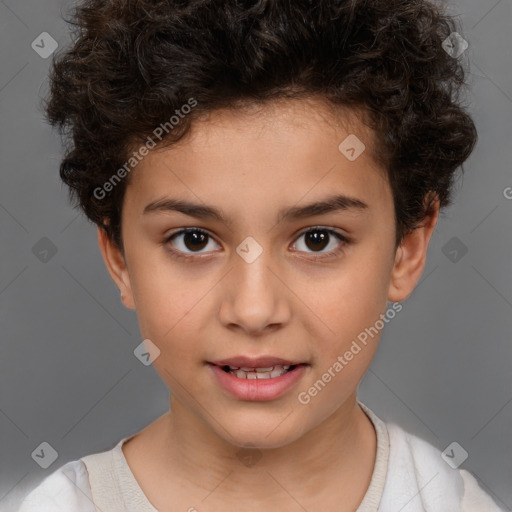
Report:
18,0,505,510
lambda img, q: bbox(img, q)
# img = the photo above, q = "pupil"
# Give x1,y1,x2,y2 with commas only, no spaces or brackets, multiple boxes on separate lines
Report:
185,231,208,251
306,230,328,251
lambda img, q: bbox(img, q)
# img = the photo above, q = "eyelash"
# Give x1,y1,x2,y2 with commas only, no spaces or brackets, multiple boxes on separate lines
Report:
163,226,349,262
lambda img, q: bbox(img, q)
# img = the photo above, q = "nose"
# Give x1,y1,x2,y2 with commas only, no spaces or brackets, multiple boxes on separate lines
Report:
218,245,291,336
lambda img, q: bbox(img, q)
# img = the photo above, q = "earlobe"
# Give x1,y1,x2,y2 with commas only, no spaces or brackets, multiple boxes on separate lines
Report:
97,227,136,310
387,197,440,303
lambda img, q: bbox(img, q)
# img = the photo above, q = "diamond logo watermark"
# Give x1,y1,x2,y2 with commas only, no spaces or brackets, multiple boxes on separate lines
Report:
442,236,468,263
442,32,468,58
236,444,263,467
31,32,59,59
134,339,161,366
441,441,468,469
32,237,58,263
236,236,263,264
338,134,366,161
31,442,58,469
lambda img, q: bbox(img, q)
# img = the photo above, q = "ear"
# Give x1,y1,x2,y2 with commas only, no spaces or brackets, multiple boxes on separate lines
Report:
97,227,136,310
387,195,440,303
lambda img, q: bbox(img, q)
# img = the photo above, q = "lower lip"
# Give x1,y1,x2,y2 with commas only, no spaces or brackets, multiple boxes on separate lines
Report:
208,364,307,401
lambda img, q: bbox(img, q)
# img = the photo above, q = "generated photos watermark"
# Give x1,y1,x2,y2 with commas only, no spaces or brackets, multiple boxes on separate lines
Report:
297,302,403,405
93,97,198,200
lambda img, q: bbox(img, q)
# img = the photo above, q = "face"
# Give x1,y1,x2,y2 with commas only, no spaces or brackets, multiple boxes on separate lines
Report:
99,98,437,450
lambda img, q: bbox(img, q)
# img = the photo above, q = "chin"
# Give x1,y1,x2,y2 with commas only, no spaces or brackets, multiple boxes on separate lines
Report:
213,414,307,451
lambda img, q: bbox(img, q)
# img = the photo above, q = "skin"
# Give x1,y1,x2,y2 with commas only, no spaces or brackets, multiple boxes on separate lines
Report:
98,97,439,512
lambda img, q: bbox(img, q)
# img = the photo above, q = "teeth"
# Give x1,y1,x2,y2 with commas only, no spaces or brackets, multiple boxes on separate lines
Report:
227,364,294,379
234,365,292,371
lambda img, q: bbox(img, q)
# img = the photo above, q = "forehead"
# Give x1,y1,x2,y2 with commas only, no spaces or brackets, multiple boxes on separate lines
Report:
158,97,379,162
124,98,390,218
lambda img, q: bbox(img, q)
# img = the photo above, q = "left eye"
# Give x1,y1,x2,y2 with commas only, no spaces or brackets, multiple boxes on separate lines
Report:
164,227,348,259
292,227,348,256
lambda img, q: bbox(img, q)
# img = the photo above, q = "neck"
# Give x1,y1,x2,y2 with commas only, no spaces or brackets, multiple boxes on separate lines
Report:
155,393,377,508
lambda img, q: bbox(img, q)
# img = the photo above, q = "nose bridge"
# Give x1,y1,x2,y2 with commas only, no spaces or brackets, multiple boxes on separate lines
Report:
234,234,276,300
219,234,288,333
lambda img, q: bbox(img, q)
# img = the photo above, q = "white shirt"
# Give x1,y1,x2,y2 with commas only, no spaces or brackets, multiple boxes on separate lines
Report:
17,402,505,512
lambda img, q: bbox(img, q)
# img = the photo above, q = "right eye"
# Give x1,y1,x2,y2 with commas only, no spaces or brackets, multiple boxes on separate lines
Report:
163,227,221,260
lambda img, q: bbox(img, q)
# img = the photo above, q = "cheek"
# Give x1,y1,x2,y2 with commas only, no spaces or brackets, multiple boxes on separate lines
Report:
125,250,207,350
298,251,393,400
309,254,391,341
132,276,207,383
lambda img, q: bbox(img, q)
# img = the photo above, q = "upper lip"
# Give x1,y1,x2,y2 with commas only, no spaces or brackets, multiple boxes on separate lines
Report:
209,356,304,368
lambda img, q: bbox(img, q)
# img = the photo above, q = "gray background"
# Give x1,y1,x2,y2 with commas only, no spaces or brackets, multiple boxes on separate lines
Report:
1,0,511,510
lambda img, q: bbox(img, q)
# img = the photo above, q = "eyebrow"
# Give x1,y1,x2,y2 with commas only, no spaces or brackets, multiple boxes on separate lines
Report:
142,193,369,226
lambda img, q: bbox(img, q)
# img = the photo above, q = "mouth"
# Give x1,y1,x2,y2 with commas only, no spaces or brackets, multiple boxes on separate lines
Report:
207,357,308,401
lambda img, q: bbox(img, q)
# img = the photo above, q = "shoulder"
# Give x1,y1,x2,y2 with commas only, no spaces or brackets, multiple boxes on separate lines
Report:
17,436,132,512
17,459,96,512
380,421,505,512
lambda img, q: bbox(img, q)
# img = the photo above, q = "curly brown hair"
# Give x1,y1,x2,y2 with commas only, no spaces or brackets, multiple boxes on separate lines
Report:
44,0,477,251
